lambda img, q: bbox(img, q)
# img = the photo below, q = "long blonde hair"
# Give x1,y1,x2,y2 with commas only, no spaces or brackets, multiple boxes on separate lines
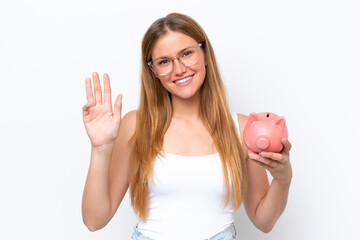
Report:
129,12,247,221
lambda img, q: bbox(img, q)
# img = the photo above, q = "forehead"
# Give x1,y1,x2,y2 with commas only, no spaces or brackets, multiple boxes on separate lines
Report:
151,31,197,59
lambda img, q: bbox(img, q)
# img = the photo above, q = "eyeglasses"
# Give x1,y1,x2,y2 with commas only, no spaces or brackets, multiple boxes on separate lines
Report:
148,43,203,76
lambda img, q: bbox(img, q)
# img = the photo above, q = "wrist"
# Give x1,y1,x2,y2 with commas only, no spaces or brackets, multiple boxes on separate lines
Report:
91,143,114,155
272,177,292,186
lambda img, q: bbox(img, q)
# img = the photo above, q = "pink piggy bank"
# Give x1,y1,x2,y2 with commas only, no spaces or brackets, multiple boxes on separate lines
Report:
243,112,288,155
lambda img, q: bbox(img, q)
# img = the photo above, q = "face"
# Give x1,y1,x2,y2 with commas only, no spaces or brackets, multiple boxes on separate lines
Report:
150,31,206,100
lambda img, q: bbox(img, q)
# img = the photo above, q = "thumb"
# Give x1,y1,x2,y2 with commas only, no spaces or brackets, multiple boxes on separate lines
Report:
113,94,122,121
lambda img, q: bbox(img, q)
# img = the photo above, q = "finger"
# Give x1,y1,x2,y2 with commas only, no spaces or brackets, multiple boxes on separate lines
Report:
259,151,286,163
113,94,122,121
252,159,274,171
82,102,92,110
82,102,92,116
85,77,94,106
92,72,103,105
249,153,278,167
281,138,292,154
258,157,279,168
103,73,112,110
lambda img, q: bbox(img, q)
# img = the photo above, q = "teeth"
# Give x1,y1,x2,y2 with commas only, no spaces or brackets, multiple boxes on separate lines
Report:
174,75,193,84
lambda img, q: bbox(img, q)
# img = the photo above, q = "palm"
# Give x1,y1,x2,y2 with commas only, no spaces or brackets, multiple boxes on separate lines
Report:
82,72,122,148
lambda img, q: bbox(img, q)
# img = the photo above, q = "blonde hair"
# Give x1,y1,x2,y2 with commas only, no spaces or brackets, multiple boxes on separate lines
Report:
129,12,247,221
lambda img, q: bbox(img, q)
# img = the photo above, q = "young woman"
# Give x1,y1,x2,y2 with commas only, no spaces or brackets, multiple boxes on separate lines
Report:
81,13,292,240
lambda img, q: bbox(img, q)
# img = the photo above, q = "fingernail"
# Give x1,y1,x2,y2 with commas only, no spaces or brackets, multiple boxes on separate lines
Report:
249,153,256,159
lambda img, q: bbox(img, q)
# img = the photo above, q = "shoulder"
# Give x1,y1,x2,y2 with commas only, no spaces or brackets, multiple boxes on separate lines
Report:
234,113,249,137
235,113,249,124
119,110,137,137
234,113,249,152
122,110,137,122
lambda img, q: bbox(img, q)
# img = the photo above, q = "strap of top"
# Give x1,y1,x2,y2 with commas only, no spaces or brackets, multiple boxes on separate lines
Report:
231,112,242,144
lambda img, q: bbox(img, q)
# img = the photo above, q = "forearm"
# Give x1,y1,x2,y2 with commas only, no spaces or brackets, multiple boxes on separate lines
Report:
254,179,291,233
82,145,114,231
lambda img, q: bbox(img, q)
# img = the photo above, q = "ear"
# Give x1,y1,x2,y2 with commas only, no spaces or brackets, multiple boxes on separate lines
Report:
201,51,207,67
202,48,208,66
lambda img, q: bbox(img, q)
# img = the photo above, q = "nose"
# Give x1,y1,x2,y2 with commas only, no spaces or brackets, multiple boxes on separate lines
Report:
173,58,187,75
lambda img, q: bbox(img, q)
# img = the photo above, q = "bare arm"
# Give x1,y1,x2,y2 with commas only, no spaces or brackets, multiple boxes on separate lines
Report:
237,114,292,233
81,72,136,231
82,110,136,231
249,176,291,233
82,144,114,231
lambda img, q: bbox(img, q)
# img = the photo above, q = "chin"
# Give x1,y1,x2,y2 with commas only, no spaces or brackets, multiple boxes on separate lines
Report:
172,88,201,100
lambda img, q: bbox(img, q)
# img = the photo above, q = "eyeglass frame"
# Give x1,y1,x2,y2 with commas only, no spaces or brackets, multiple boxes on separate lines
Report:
147,42,204,76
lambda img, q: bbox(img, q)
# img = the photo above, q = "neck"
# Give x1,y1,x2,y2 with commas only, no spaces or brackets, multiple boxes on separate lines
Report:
171,91,201,121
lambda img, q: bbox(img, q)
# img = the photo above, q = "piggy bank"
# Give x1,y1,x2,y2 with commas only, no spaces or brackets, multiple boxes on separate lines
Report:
243,112,288,155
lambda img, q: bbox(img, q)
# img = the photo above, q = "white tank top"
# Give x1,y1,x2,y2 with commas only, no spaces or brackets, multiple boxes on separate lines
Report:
135,112,241,240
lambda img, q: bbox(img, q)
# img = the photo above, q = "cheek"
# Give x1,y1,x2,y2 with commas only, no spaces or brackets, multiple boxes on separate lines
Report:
158,77,172,91
190,62,206,77
195,56,207,74
189,55,206,72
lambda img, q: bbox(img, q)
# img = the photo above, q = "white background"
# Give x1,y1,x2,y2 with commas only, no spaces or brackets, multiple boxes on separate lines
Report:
1,0,359,239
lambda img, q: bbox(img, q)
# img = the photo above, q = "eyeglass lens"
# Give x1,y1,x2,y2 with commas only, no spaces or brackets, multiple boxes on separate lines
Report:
153,46,199,75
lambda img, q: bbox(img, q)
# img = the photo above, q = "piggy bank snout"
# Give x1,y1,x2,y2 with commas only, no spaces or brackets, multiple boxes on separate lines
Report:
256,136,270,150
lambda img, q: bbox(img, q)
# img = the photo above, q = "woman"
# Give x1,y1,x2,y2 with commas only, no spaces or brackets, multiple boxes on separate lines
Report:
81,13,292,240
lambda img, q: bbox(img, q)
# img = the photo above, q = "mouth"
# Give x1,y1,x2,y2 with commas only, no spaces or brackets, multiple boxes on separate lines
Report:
173,74,194,84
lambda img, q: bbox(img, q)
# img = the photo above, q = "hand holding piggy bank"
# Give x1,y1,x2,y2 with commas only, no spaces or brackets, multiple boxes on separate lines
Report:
243,112,288,155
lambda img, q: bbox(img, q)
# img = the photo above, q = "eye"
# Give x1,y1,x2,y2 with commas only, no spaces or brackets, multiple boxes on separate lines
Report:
157,59,170,66
182,51,193,57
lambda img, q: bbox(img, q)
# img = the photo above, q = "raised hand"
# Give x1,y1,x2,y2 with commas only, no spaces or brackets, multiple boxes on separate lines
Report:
82,72,122,150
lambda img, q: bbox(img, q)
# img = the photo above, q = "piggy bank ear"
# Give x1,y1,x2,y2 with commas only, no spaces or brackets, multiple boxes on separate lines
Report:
274,117,286,129
248,112,262,126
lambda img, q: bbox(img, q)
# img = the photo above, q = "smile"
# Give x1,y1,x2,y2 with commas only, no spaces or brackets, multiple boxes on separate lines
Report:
173,75,194,84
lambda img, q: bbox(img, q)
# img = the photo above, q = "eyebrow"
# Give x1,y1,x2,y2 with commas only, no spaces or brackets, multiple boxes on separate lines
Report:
153,45,194,60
